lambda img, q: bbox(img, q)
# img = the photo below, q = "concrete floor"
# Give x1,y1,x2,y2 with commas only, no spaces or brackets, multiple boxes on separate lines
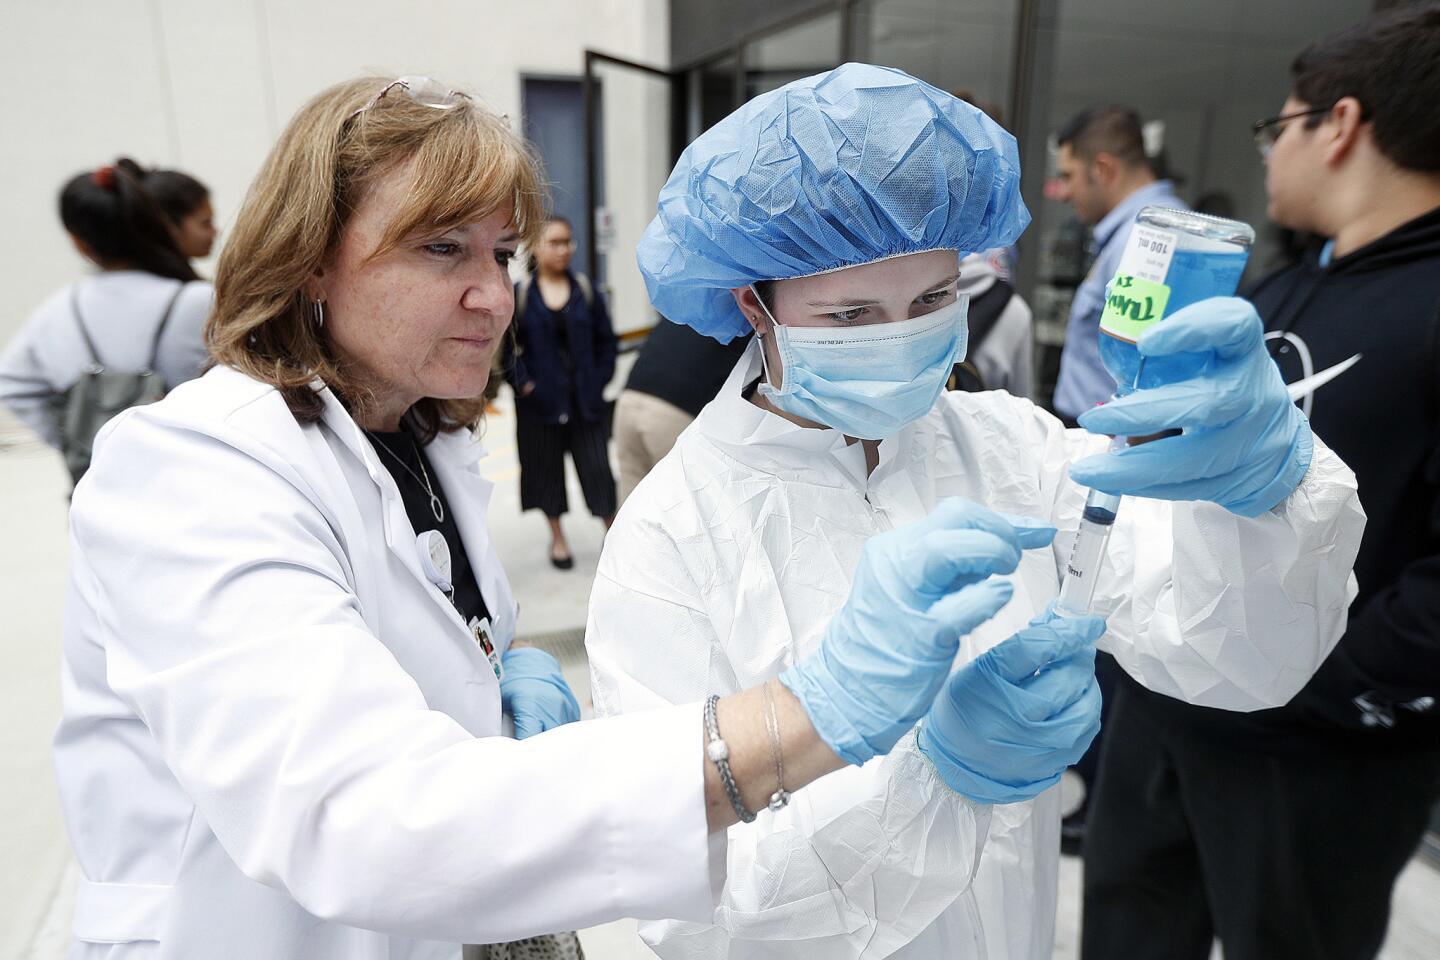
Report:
3,386,1438,959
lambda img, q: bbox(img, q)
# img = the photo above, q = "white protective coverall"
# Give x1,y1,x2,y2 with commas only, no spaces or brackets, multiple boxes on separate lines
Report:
586,340,1364,960
54,365,718,960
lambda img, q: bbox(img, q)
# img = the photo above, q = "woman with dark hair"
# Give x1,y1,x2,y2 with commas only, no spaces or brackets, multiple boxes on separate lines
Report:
147,168,219,261
503,215,618,569
0,158,212,475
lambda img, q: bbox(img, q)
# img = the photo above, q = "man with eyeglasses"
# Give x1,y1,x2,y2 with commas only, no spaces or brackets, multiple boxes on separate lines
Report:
1082,6,1440,960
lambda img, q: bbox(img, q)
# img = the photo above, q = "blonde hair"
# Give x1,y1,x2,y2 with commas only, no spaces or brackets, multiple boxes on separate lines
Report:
208,76,546,436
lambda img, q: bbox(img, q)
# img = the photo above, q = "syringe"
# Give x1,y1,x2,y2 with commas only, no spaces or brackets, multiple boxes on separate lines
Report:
1055,437,1125,617
1056,491,1122,617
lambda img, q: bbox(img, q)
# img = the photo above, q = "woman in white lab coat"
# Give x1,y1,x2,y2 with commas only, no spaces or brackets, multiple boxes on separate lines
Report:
53,75,1106,960
586,64,1366,960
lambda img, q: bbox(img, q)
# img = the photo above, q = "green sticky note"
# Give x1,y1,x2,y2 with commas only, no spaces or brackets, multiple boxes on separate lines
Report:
1099,274,1172,343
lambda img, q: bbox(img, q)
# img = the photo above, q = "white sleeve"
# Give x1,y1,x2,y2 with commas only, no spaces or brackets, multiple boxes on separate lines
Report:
0,299,66,446
67,409,716,943
1035,411,1365,710
587,543,990,960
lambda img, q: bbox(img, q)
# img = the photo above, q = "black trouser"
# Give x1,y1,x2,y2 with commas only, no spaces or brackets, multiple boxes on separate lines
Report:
1072,650,1122,797
517,407,617,519
1082,679,1440,960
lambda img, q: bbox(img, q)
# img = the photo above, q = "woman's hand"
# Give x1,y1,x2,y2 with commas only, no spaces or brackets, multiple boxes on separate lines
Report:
918,606,1103,803
702,501,1056,830
499,647,580,739
1071,297,1312,517
778,498,1055,766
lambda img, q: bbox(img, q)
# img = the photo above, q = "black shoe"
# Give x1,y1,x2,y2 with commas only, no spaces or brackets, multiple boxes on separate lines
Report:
1060,801,1087,857
550,551,574,570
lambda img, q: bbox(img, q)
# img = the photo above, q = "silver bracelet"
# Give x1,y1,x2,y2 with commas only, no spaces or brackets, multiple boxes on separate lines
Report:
762,681,790,812
705,694,756,824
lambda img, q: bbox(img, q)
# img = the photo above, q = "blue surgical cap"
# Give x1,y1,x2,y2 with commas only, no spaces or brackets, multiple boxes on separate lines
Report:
637,62,1030,342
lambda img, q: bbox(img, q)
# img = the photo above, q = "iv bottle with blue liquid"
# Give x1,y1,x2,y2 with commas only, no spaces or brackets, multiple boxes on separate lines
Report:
1055,206,1255,617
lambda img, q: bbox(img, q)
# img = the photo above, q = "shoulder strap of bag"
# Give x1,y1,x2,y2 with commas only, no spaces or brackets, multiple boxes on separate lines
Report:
965,278,1015,353
946,280,1017,394
146,281,188,372
574,272,594,309
70,285,103,369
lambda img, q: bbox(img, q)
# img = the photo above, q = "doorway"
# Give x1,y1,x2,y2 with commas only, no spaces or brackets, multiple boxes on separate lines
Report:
521,76,598,288
581,51,683,337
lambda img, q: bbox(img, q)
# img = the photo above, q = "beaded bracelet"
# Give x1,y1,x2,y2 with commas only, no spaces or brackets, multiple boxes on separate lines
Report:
704,694,756,824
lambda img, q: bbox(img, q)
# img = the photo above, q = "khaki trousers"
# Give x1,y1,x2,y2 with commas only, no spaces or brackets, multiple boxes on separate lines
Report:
613,389,695,505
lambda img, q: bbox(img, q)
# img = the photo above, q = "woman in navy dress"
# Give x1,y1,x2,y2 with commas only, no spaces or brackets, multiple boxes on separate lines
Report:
504,216,618,568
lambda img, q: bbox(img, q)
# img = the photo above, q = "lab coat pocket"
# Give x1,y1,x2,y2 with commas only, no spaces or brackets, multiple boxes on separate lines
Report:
73,879,171,944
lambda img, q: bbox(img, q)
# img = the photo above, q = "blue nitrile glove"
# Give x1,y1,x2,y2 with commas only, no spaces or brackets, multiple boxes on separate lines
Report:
780,498,1057,767
918,606,1104,804
500,646,581,739
1070,297,1312,518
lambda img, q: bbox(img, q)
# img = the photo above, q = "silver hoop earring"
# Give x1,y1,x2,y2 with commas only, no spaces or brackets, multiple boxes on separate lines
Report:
312,299,326,328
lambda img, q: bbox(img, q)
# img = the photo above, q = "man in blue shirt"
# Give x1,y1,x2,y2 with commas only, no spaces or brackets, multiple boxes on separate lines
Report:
1051,107,1187,423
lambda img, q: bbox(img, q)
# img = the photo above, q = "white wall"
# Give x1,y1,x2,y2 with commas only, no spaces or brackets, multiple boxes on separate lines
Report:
0,0,670,346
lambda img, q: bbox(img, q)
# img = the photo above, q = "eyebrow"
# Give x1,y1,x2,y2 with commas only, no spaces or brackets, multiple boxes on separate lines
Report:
413,225,523,245
804,272,962,308
806,296,880,308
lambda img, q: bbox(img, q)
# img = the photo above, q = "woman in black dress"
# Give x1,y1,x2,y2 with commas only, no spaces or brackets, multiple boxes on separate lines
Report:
504,217,618,569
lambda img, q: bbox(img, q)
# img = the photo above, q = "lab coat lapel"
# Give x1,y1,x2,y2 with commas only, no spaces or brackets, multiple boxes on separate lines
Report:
427,427,518,653
316,390,477,648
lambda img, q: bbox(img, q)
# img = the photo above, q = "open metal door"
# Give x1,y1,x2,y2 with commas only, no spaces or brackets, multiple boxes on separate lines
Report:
583,51,684,340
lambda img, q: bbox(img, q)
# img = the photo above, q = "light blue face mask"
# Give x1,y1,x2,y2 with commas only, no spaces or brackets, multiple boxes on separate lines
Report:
755,289,969,440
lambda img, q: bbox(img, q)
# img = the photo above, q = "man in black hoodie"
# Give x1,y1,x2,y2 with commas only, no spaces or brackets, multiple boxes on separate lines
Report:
1082,6,1440,960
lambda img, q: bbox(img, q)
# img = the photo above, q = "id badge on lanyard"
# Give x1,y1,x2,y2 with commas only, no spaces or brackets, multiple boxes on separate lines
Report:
418,530,503,681
469,616,504,681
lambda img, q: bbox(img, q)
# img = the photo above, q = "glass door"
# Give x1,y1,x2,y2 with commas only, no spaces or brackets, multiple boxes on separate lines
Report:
583,51,682,339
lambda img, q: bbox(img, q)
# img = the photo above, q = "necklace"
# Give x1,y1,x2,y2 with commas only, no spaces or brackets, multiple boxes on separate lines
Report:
367,429,444,523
